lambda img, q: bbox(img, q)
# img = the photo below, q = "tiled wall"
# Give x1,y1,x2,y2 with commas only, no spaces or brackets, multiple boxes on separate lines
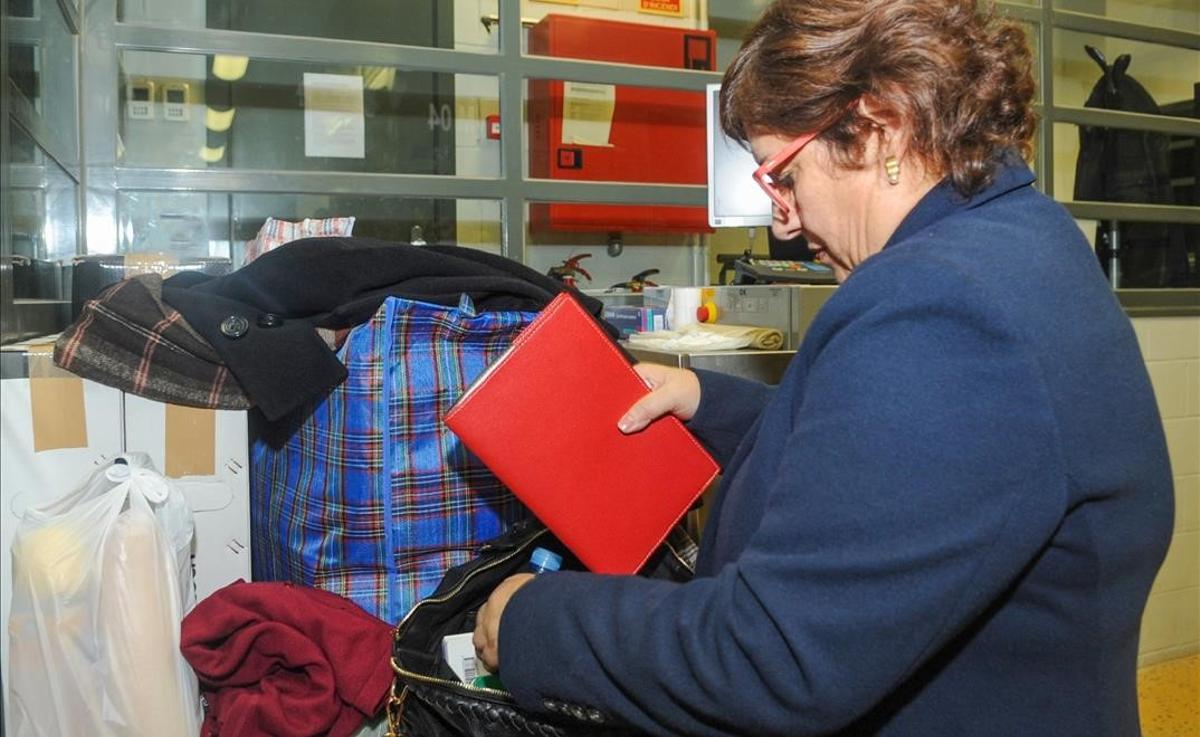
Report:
1133,315,1200,667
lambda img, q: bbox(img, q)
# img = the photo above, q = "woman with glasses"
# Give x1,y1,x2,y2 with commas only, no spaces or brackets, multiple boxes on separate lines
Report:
474,1,1174,734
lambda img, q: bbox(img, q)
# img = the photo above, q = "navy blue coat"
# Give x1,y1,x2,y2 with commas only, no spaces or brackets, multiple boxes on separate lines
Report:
499,158,1174,736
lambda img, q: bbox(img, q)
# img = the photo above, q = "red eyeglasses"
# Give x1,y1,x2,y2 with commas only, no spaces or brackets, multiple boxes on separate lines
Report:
751,130,823,219
751,103,854,218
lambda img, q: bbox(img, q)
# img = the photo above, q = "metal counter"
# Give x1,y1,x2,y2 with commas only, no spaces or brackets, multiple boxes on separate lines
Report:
622,283,835,384
625,346,796,385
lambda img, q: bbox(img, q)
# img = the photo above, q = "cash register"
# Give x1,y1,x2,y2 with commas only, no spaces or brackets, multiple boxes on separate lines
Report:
733,257,836,284
719,230,837,285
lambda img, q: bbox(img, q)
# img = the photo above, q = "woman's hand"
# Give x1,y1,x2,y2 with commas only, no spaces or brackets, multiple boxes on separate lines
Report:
617,364,701,433
472,573,535,673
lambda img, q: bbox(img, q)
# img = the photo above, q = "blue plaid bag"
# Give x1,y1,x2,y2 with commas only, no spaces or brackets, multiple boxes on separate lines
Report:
250,295,536,622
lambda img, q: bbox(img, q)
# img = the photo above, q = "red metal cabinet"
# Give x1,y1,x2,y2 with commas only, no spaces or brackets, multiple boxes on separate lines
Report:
528,14,715,234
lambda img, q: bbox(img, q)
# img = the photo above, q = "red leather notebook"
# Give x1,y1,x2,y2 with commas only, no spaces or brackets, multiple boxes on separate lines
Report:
445,292,719,574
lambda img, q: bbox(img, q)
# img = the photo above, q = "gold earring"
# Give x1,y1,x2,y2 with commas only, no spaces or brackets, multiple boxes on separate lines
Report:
885,156,900,185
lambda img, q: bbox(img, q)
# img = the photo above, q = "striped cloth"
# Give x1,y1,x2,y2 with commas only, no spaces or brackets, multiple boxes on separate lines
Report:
251,296,535,623
54,274,250,410
242,216,355,265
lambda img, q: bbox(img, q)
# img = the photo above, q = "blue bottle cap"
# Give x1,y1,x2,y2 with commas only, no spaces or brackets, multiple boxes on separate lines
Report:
530,547,563,573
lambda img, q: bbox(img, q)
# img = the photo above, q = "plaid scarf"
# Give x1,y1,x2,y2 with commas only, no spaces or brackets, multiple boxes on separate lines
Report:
54,274,251,410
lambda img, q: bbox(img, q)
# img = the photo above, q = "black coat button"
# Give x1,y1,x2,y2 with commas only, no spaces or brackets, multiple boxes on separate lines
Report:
220,315,249,339
256,313,283,328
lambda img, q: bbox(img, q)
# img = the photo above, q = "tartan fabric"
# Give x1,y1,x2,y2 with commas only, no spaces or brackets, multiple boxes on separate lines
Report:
242,216,355,265
54,274,251,410
251,296,535,623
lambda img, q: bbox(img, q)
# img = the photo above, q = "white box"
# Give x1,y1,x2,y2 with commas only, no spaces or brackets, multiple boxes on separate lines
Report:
440,632,492,683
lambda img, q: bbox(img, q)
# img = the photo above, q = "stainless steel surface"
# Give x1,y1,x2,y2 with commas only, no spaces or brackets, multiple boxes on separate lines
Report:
703,285,795,344
1037,0,1054,197
3,0,82,343
626,284,839,384
643,284,837,350
1,0,11,345
499,0,524,264
626,346,797,385
1109,223,1122,289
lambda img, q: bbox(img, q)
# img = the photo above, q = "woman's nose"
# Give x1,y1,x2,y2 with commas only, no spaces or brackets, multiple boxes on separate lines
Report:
771,204,803,241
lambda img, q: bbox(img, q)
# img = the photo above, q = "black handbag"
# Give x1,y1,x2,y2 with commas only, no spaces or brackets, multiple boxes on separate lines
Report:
386,519,696,737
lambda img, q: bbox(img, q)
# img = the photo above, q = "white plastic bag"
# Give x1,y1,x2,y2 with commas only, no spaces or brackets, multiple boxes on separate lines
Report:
7,452,203,737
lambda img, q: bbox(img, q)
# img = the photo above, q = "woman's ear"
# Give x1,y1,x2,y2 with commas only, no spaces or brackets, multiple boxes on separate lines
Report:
855,95,907,161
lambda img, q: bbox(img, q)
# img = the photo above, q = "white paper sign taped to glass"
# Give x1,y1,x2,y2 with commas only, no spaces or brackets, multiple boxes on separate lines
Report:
304,73,366,159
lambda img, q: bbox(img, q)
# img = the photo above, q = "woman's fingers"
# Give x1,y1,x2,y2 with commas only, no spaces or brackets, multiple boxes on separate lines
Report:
618,364,701,433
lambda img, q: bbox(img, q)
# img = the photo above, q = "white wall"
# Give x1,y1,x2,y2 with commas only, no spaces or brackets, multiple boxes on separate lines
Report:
1132,315,1200,666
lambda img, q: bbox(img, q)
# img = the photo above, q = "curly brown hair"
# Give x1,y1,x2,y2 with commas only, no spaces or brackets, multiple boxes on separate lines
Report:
720,0,1037,197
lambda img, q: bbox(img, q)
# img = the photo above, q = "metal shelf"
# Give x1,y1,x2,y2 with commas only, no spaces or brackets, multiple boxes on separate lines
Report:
113,168,707,208
1052,106,1200,138
1064,201,1200,225
114,24,722,92
1051,9,1200,51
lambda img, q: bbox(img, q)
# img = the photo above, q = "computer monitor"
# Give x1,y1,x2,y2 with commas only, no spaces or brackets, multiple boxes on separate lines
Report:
706,83,773,228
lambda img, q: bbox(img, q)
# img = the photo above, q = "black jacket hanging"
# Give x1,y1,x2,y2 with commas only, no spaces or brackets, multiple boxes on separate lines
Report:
1073,45,1189,287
